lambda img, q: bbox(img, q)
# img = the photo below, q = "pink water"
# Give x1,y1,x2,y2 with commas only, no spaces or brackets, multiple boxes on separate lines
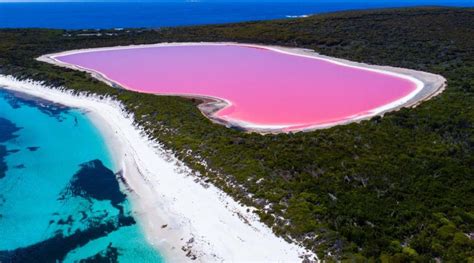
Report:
56,44,417,130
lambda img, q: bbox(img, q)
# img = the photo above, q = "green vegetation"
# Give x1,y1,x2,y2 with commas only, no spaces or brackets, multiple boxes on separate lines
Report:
0,7,473,261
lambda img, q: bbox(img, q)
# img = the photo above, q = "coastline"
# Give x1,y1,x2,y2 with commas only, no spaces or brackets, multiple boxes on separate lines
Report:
0,75,316,262
38,42,447,133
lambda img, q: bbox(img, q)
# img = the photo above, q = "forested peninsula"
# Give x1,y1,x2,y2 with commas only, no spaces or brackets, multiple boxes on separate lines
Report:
0,7,473,261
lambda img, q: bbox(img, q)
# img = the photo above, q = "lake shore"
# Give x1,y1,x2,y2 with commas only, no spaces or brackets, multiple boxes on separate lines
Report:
0,75,316,262
38,42,446,133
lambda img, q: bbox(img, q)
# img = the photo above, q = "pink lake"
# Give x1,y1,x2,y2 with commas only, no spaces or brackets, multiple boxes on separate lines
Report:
55,44,419,131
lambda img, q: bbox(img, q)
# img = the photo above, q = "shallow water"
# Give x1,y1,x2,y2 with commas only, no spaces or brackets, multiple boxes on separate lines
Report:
0,88,163,262
56,44,417,130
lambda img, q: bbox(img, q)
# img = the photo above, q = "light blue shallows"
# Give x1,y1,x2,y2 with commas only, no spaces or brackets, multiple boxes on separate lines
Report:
0,88,163,262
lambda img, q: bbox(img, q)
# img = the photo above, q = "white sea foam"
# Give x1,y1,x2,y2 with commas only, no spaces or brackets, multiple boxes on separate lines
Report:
286,15,310,18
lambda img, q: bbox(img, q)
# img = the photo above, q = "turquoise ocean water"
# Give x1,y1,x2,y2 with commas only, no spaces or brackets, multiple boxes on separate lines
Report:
0,88,163,262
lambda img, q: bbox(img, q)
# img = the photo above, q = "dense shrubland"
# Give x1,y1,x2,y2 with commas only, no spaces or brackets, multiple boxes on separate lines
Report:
0,7,473,261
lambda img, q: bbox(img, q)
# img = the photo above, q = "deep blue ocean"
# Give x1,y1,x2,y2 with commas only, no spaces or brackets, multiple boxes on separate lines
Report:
0,89,163,262
0,1,472,29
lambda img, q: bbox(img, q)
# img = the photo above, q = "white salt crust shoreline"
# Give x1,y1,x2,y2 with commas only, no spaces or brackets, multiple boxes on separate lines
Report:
0,75,316,262
38,42,447,133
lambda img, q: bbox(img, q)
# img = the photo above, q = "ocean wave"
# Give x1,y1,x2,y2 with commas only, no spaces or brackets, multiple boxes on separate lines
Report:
286,15,310,18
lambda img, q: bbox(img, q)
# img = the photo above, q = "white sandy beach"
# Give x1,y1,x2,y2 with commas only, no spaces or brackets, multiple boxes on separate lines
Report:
37,42,447,133
0,75,316,262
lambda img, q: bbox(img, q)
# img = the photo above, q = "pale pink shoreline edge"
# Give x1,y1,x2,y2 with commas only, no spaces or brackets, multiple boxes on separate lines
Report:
37,42,446,133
